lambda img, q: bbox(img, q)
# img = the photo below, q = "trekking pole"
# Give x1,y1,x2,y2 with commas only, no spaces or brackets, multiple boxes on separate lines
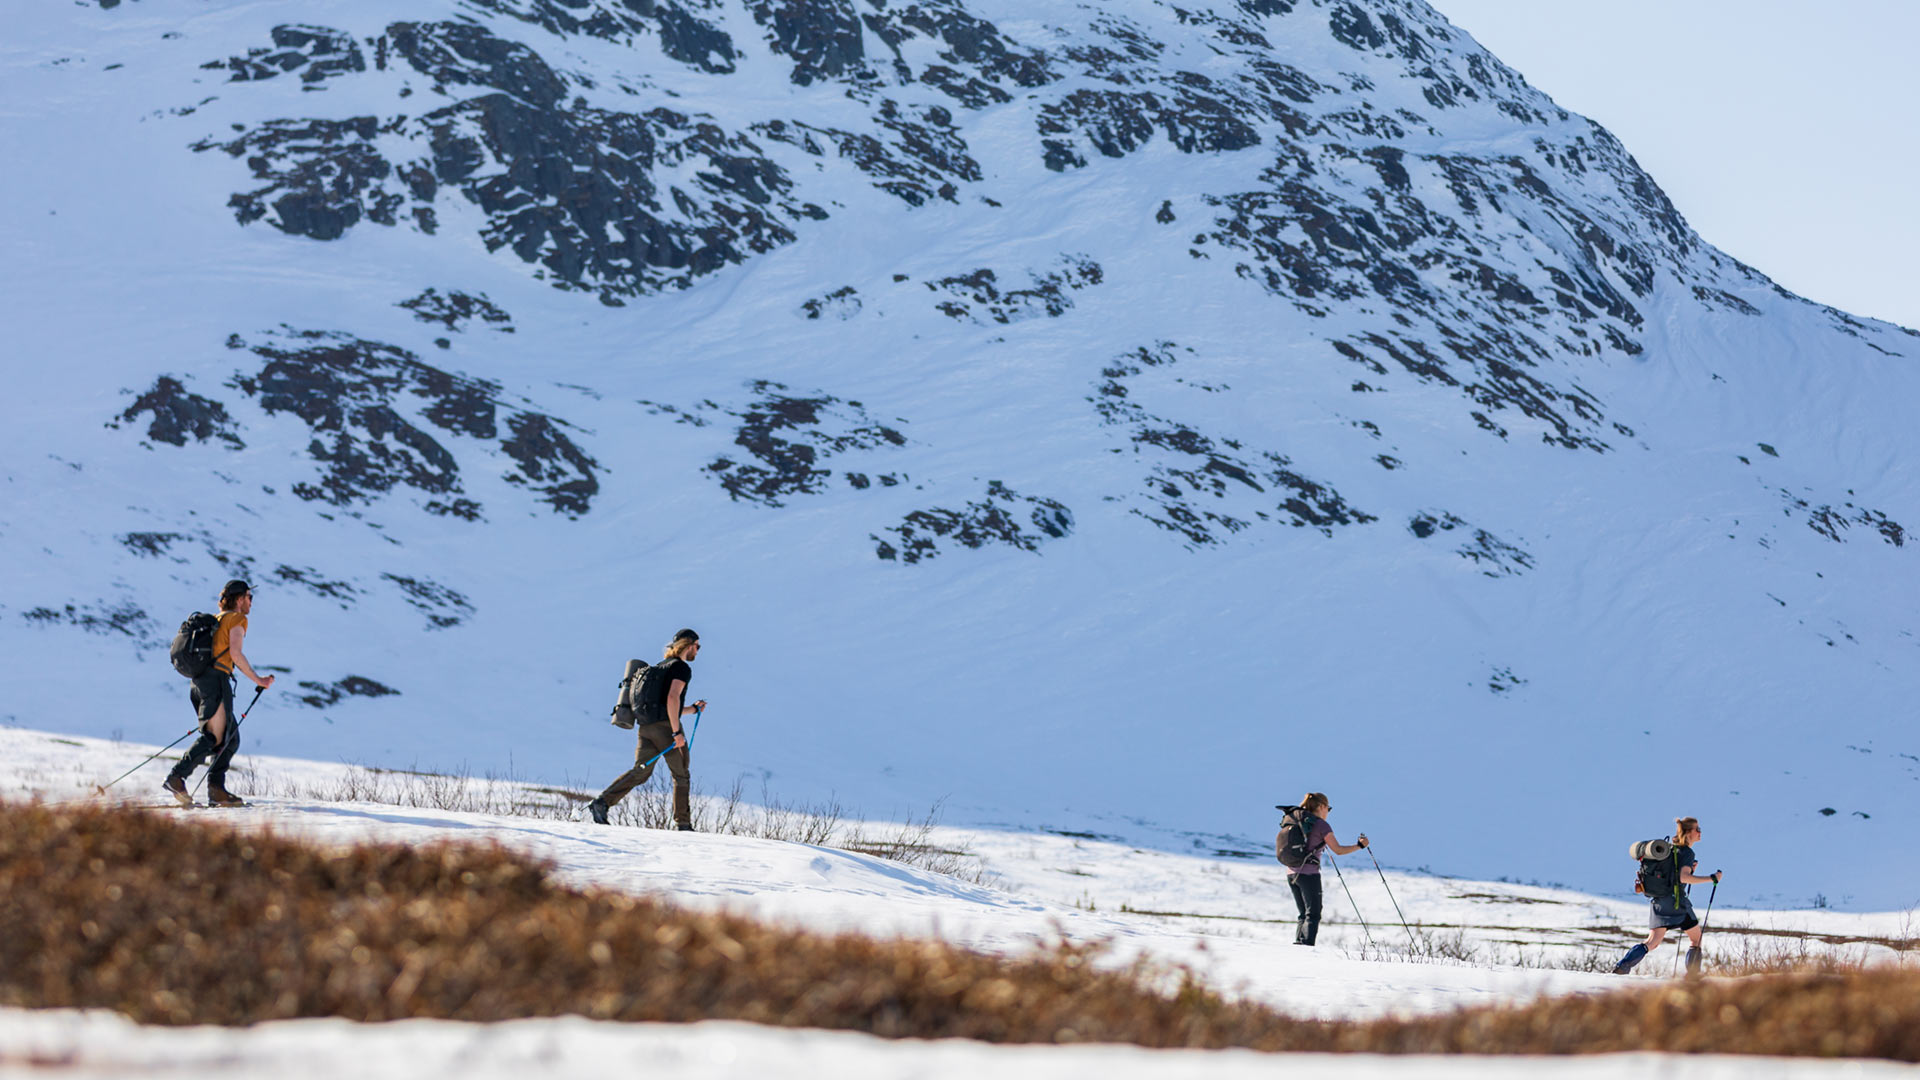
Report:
94,728,200,795
1326,852,1375,948
1366,844,1418,949
1698,878,1719,972
189,685,266,799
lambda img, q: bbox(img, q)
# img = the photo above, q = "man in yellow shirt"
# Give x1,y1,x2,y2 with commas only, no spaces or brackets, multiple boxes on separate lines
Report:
165,579,275,807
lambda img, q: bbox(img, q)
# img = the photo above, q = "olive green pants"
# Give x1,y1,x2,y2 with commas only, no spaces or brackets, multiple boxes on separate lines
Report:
596,721,690,827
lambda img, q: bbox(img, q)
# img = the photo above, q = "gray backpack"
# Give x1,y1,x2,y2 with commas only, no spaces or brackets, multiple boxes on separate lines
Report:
609,659,647,729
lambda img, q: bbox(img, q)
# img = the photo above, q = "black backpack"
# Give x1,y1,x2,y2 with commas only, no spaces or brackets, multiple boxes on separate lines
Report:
1631,837,1681,900
609,659,647,729
1275,805,1314,869
169,612,222,678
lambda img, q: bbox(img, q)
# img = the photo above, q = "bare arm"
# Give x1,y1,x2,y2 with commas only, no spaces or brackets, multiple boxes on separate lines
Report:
665,680,706,747
227,624,274,690
1324,831,1369,857
1681,866,1721,885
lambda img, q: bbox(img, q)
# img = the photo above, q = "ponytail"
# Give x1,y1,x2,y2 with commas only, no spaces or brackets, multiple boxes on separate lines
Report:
1674,816,1700,844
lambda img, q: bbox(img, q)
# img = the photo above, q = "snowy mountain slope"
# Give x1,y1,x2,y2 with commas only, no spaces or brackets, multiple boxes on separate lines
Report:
2,0,1917,909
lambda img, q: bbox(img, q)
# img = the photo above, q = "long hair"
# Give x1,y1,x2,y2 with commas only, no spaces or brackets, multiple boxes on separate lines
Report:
218,581,250,612
663,637,698,661
1674,816,1701,843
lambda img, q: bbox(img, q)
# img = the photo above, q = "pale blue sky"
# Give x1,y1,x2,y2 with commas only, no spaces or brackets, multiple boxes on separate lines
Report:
1425,0,1920,332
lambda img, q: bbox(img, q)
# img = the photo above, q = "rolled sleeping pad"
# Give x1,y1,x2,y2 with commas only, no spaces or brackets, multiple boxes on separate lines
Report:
1629,837,1673,862
610,658,646,728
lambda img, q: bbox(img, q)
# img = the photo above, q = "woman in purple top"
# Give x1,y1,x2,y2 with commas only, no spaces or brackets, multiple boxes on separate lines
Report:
1284,791,1369,946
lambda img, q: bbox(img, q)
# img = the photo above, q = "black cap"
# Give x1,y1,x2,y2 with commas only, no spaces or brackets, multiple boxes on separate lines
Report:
221,579,252,600
672,628,699,643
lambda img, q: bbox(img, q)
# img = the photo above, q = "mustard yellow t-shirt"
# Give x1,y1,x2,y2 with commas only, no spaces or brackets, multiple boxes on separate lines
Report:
212,611,247,674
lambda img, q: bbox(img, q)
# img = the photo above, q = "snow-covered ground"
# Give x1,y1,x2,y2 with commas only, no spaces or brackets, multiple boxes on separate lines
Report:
7,1009,1920,1080
6,727,1911,1023
7,726,1915,1076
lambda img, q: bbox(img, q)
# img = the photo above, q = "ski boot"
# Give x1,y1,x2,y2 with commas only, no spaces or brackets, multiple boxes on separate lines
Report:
586,798,610,825
163,775,193,808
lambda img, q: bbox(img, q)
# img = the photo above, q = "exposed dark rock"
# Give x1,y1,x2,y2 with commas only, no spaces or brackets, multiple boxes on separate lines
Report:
272,564,358,607
295,674,401,709
388,20,566,108
501,413,602,517
202,24,366,85
1781,491,1908,547
1488,666,1527,694
749,0,865,86
799,285,861,320
926,256,1102,324
861,0,1054,105
399,289,514,332
1036,76,1260,172
381,572,473,629
1204,140,1659,452
226,327,601,517
756,100,980,206
120,532,186,558
461,0,738,73
111,376,245,450
21,601,156,643
1409,511,1533,576
873,481,1073,563
650,381,907,507
193,21,816,301
1095,344,1373,546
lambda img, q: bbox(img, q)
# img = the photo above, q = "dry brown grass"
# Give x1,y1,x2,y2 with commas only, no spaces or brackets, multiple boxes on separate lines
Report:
6,799,1920,1061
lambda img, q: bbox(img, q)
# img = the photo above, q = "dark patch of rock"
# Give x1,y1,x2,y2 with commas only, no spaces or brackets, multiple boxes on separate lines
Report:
873,481,1073,563
926,256,1102,324
799,285,861,320
1095,344,1373,546
21,601,155,643
203,25,366,85
272,564,358,607
120,533,186,558
111,376,245,450
399,289,514,332
381,572,473,629
749,0,865,86
654,381,907,507
295,674,401,709
227,327,600,517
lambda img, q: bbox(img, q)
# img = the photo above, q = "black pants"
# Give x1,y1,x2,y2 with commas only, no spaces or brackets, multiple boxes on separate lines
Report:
1288,872,1324,945
171,671,239,789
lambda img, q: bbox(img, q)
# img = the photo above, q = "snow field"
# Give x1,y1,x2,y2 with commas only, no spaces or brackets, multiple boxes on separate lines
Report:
5,726,1911,1028
6,1009,1919,1080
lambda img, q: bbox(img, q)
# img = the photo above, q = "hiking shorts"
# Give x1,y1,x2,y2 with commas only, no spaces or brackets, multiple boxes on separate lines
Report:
190,669,234,729
1649,895,1699,931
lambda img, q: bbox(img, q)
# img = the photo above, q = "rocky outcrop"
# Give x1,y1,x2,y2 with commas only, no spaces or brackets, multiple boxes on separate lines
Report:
1095,344,1374,546
873,481,1073,563
642,381,908,507
111,376,245,450
225,327,601,518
